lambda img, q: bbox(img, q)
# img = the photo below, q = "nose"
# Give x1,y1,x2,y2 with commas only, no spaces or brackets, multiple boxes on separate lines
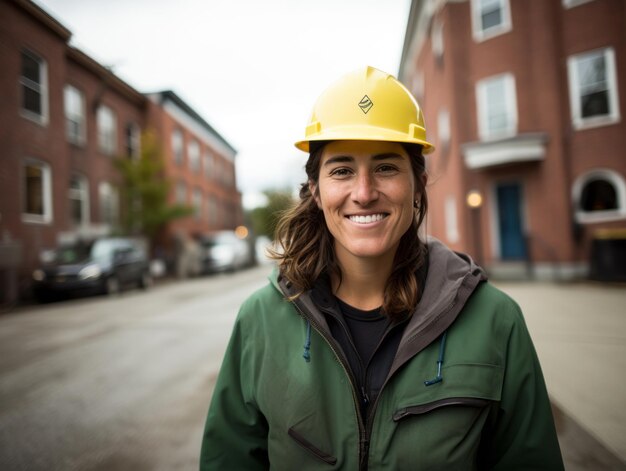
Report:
352,172,379,205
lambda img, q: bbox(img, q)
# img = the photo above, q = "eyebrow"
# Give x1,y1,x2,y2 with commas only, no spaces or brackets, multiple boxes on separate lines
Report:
323,152,404,167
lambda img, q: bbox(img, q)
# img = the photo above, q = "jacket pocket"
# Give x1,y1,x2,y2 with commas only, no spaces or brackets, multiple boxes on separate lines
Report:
287,427,338,465
393,397,492,421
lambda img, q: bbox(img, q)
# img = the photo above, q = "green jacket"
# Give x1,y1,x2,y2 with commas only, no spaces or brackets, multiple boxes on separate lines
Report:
200,240,564,470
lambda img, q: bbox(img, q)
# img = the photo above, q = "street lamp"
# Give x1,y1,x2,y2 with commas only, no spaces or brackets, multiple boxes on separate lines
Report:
466,190,484,267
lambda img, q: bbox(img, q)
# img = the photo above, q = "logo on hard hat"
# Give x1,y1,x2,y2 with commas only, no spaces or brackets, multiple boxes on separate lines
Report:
358,95,373,114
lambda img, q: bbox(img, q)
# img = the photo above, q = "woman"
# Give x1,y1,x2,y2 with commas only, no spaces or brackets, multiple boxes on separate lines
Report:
200,66,564,470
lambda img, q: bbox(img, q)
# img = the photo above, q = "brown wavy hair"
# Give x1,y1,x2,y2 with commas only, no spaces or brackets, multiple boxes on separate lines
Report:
271,142,428,319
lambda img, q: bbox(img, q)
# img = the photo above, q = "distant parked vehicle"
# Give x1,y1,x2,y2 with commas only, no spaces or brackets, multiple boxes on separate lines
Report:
197,231,253,274
32,237,152,302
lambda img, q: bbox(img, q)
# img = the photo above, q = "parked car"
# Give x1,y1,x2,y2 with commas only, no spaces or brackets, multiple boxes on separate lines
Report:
32,237,152,302
197,231,253,274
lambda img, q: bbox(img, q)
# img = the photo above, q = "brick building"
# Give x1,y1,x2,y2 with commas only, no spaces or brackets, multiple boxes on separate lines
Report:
399,0,626,279
0,0,240,302
146,91,240,246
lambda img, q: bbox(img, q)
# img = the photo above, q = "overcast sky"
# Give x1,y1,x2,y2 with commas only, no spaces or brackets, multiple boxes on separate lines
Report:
34,0,411,208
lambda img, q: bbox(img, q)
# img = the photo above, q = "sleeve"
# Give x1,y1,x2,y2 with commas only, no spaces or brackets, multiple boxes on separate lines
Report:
483,300,564,471
199,306,269,470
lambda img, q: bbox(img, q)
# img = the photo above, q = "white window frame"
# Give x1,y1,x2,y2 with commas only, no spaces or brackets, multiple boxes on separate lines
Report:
188,140,200,172
172,129,184,165
444,195,460,244
411,72,425,101
431,19,444,60
476,73,518,141
20,49,49,125
437,108,451,147
68,174,90,227
97,105,117,155
471,0,512,42
567,47,620,130
64,85,86,145
125,122,141,159
562,0,594,8
572,169,626,224
98,181,120,227
22,159,53,224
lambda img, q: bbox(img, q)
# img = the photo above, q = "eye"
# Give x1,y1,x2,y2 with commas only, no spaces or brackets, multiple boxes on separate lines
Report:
329,167,353,178
376,164,399,174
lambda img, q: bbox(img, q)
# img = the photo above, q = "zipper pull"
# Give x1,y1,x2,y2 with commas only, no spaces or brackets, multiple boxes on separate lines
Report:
361,386,370,407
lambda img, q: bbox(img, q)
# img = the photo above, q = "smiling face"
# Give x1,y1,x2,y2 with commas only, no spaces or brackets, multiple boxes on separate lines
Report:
311,140,420,270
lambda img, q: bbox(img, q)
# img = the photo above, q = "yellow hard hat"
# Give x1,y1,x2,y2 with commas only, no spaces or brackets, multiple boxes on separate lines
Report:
295,66,434,154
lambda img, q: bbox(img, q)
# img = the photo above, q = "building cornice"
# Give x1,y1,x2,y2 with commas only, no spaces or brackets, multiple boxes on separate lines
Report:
12,0,71,41
66,47,146,107
462,133,548,170
148,91,237,159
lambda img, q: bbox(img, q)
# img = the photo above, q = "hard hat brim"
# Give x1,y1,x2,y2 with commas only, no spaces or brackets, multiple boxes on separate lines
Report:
294,126,435,154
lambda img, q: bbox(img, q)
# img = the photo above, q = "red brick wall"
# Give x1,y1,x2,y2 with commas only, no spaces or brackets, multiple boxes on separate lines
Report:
0,0,69,291
404,0,626,270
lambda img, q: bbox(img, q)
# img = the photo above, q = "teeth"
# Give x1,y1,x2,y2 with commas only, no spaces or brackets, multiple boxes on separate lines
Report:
349,214,385,224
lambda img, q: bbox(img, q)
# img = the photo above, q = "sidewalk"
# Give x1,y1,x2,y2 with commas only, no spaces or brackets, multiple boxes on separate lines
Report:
495,281,626,470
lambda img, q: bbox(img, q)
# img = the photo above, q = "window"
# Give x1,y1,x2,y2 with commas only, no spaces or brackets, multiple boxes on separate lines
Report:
22,160,52,223
20,50,48,124
172,129,184,165
563,0,594,8
411,72,424,101
99,182,119,227
193,188,203,219
431,20,444,60
64,85,86,145
125,123,140,159
471,0,511,41
573,169,626,223
207,196,218,225
437,108,451,147
204,152,214,179
97,105,117,155
176,181,187,205
476,73,517,140
188,140,200,172
69,175,89,226
567,48,620,130
444,195,460,244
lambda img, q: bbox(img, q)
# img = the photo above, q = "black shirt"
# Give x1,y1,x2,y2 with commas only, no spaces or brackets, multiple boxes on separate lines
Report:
317,290,407,422
336,299,388,368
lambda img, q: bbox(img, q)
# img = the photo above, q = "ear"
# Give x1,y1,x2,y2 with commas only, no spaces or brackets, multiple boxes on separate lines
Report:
415,174,427,201
309,181,322,209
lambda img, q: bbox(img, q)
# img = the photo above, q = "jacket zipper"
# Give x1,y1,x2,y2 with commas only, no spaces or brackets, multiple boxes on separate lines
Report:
291,301,368,468
360,300,459,467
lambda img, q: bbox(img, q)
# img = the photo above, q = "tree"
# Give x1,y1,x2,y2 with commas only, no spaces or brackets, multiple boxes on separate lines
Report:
248,189,296,239
114,130,193,245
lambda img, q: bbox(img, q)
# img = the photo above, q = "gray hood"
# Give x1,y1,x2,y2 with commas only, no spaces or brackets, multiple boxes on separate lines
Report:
389,237,487,377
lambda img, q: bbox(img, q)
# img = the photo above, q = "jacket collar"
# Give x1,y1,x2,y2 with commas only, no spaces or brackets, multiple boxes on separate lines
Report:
273,237,487,372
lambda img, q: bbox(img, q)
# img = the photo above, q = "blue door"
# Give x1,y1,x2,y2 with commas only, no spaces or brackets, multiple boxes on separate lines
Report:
496,183,527,260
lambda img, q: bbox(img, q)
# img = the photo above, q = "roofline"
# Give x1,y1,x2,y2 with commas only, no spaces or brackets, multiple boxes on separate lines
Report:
151,90,237,155
66,47,146,107
11,0,72,41
398,0,421,81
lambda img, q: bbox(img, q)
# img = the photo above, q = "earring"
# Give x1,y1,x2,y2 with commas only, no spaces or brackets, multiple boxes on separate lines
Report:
414,200,419,208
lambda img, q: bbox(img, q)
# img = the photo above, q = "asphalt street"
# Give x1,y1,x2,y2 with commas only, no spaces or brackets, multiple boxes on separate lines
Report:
0,265,270,471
